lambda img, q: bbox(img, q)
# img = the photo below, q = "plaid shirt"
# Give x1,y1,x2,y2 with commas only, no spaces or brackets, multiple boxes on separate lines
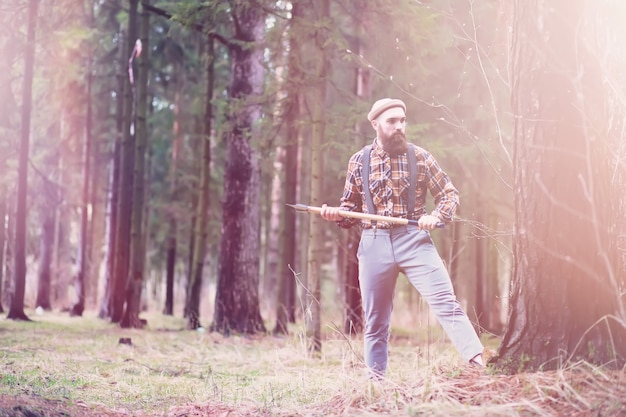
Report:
338,139,459,229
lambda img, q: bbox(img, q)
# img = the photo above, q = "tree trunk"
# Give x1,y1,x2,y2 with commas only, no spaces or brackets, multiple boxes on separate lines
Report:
163,74,183,317
51,186,72,308
99,19,125,319
0,0,16,315
3,204,14,311
305,0,330,353
99,138,121,319
343,5,370,335
344,228,362,334
494,0,626,373
211,4,266,335
186,36,214,330
110,0,138,323
163,229,176,315
8,0,38,321
36,209,54,310
121,1,149,329
71,40,94,317
0,15,14,315
274,0,303,335
88,32,107,308
0,198,6,313
263,150,282,319
88,160,106,308
485,208,503,334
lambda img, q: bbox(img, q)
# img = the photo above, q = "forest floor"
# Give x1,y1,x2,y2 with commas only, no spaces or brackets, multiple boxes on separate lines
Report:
0,394,250,416
1,365,625,416
1,311,625,416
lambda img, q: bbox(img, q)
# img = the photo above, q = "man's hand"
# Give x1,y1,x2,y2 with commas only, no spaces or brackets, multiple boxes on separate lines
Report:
418,214,443,230
320,204,343,222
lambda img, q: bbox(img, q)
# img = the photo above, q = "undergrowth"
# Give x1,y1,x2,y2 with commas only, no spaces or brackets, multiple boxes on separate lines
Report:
0,311,624,416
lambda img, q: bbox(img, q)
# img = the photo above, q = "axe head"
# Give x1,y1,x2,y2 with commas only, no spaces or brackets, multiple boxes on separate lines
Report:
285,203,309,212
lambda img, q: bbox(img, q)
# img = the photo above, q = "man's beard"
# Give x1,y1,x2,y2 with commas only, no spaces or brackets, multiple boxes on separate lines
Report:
380,131,408,157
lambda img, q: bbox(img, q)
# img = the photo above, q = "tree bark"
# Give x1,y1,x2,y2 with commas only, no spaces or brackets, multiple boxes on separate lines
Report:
110,0,138,323
3,209,14,311
99,137,121,319
88,158,106,308
121,1,149,329
274,0,303,335
485,207,503,334
211,3,266,335
305,0,330,353
342,2,371,335
494,0,626,372
344,228,362,334
263,148,282,320
8,0,38,321
0,13,14,315
99,16,125,320
163,73,183,316
186,36,214,330
71,31,94,317
36,207,54,311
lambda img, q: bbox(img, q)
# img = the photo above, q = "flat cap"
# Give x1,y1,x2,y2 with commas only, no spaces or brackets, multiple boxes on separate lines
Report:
367,98,406,122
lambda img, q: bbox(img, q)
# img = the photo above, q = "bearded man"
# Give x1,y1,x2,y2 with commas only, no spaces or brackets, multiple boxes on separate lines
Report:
320,98,484,378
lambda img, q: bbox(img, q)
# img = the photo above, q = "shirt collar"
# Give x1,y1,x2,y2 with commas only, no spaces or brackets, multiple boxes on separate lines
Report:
372,138,385,156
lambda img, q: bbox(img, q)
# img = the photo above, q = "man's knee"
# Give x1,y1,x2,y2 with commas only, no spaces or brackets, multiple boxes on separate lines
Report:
364,322,390,339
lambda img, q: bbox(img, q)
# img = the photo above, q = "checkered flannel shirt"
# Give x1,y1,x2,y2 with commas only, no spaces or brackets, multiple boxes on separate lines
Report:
337,139,459,229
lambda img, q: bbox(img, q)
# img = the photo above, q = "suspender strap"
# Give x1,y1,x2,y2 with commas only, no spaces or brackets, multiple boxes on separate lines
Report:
407,143,417,217
362,146,376,225
362,144,417,226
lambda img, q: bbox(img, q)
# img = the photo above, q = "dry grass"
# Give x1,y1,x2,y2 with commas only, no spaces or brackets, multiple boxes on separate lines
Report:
0,310,625,416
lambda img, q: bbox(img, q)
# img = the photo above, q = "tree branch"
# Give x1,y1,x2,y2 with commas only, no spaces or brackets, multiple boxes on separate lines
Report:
140,2,231,48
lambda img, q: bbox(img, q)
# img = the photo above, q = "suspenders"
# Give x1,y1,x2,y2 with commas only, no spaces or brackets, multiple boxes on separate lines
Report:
361,146,376,218
362,143,417,227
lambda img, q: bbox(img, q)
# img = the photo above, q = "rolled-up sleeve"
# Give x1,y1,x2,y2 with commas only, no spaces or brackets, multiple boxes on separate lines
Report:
336,152,363,228
424,152,459,222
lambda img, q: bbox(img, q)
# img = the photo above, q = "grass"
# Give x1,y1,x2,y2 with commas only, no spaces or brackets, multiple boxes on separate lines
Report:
0,310,625,416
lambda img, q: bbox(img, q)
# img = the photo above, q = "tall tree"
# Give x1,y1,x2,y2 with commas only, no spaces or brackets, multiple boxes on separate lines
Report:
0,6,16,315
494,0,626,372
162,97,181,316
211,2,267,334
8,0,38,321
109,0,139,323
85,0,103,309
71,0,94,317
99,7,125,319
121,1,150,328
186,36,215,330
163,49,184,317
273,0,303,335
342,0,373,335
304,0,330,353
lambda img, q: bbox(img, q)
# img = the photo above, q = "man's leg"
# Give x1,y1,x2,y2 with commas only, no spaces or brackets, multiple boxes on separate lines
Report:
396,229,484,362
358,229,399,376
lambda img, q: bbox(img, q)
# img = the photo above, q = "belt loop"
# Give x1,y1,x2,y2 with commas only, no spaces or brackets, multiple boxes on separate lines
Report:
373,224,377,238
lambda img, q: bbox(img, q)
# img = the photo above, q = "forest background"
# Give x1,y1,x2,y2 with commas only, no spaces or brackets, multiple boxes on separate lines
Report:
1,0,625,383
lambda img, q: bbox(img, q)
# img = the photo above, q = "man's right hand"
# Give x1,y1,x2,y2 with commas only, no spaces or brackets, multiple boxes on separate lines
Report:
320,204,343,222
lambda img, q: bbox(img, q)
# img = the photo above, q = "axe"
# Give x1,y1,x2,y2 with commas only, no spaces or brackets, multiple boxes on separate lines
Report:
286,203,445,228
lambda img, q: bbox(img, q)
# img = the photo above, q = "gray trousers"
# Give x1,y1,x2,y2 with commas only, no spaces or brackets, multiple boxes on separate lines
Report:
358,226,483,376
